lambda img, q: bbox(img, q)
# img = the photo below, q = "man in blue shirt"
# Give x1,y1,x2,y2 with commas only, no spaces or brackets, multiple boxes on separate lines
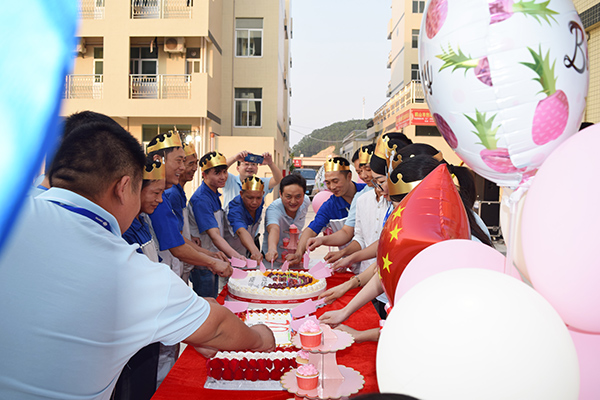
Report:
222,151,283,207
263,174,311,268
0,119,275,400
146,132,230,279
225,175,265,263
287,157,366,265
189,151,246,297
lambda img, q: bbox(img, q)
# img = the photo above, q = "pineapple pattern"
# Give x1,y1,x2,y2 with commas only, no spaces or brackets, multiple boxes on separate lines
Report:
465,110,519,173
437,44,492,86
521,46,569,145
426,0,448,39
489,0,558,25
417,0,588,187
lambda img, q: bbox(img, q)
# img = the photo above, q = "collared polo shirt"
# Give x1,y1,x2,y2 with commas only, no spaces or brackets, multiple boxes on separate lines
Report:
189,182,223,234
262,195,311,266
164,183,187,233
344,185,373,227
307,182,366,234
0,188,209,400
222,173,272,207
123,215,154,255
148,196,185,251
227,194,264,235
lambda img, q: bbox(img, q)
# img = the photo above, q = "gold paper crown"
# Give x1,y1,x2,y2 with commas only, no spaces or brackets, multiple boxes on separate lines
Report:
147,131,183,154
324,158,350,172
388,154,403,171
358,146,373,165
241,175,265,191
144,159,165,181
374,134,397,160
388,172,422,196
183,142,196,157
200,151,227,172
433,151,443,162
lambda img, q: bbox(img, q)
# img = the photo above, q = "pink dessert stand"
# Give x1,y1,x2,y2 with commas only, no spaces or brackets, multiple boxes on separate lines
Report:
281,324,364,399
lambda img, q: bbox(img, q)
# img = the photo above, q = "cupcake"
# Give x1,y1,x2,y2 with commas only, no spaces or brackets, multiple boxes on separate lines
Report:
299,320,323,348
296,350,310,365
295,363,319,390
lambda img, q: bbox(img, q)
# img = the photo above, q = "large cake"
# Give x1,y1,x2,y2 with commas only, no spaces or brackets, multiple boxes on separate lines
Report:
205,308,300,389
227,269,326,304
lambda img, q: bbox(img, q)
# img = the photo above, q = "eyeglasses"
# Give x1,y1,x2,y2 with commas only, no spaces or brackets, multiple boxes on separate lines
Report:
371,179,384,191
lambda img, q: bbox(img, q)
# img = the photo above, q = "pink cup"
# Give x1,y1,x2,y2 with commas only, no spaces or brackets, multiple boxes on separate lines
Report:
299,330,322,348
296,371,319,390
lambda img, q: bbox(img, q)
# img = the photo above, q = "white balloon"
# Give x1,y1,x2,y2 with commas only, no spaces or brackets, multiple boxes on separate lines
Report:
377,269,579,400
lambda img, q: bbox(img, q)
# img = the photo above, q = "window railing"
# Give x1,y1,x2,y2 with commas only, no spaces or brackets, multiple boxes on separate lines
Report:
130,74,191,99
374,80,424,124
80,0,105,19
64,75,103,99
131,0,192,19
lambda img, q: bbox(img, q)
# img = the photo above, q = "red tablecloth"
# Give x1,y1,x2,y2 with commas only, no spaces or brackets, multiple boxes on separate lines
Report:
152,273,381,399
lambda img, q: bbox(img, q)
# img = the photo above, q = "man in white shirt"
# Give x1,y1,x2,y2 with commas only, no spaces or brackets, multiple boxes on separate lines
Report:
0,119,274,400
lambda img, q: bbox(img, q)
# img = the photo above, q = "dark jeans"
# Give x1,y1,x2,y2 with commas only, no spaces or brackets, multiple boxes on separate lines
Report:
189,268,219,298
372,298,388,320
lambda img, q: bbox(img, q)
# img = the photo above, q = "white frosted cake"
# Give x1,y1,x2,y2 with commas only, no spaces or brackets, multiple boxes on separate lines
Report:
243,308,293,346
227,270,326,304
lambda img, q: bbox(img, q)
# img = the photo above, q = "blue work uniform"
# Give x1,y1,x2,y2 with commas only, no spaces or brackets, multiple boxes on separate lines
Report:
225,194,264,256
222,173,272,208
163,183,187,233
308,182,366,235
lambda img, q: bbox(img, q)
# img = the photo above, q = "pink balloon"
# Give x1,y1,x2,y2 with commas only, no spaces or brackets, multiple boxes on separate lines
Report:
569,326,600,400
522,125,600,332
311,190,332,213
395,239,521,302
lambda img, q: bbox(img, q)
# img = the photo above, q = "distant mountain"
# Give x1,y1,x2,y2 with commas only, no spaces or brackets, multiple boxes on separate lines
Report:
292,119,370,157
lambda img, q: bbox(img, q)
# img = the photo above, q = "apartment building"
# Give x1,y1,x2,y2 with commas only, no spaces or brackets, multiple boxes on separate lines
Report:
62,0,291,198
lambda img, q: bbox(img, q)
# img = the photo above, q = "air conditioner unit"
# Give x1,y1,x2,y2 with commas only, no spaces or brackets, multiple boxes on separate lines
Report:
164,37,185,53
76,38,86,55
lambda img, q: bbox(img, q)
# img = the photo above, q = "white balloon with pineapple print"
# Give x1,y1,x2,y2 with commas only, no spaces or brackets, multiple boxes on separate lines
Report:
419,0,588,188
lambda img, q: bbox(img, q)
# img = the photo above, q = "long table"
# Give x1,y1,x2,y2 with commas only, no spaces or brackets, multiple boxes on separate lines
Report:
151,272,381,399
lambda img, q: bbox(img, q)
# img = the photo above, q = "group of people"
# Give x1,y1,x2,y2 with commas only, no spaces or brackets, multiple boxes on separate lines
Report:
0,110,495,399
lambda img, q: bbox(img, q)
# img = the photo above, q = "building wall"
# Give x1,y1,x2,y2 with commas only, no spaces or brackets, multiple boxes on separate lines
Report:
573,0,600,124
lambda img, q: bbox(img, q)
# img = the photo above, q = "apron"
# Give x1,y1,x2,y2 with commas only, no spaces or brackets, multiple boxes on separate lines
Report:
144,214,184,278
180,207,195,283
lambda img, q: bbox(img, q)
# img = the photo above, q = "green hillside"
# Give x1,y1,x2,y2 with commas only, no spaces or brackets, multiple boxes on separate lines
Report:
292,119,370,157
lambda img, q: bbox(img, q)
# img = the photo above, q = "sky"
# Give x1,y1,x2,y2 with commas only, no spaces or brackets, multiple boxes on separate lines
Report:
289,0,392,147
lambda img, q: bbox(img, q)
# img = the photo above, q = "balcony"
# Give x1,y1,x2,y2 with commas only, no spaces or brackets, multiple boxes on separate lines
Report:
64,75,103,99
131,0,192,19
129,74,191,99
375,80,424,123
79,0,105,19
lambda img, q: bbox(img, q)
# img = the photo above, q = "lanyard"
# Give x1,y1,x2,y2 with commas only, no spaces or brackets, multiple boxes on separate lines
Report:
50,201,113,233
383,204,394,226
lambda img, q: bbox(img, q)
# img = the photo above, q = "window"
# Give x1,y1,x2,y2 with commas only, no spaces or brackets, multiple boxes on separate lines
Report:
412,0,425,13
412,29,419,48
236,18,263,57
411,64,420,81
185,47,202,74
234,88,262,127
93,47,103,82
130,47,158,75
142,124,192,149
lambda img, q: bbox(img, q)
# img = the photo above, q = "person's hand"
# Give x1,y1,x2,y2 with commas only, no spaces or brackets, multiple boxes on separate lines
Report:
193,345,218,359
211,251,229,262
250,324,276,352
286,251,303,266
235,151,249,162
265,250,278,263
250,252,263,265
261,152,273,166
318,309,349,328
233,252,246,261
211,258,233,278
324,250,344,264
318,281,351,305
192,236,201,247
332,255,354,272
307,237,323,251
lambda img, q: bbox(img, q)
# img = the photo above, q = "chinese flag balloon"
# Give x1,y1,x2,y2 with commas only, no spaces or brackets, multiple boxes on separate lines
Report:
378,164,470,308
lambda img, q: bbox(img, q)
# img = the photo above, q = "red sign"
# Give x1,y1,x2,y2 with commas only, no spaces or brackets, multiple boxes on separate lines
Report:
395,109,436,130
293,158,302,168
